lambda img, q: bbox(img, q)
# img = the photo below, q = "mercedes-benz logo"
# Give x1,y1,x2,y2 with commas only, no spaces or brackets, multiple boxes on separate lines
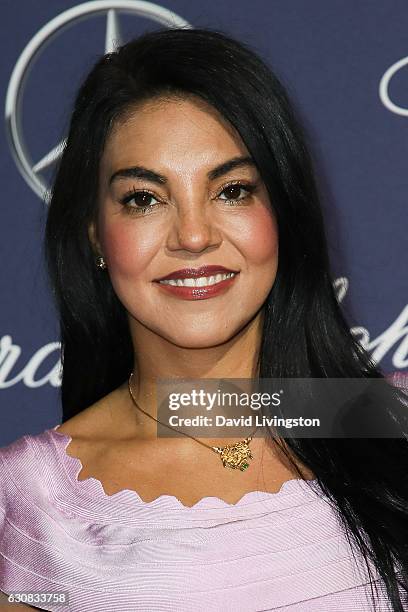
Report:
5,0,191,201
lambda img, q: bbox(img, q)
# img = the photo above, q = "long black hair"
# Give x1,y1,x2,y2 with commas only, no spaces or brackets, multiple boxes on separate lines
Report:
43,27,408,611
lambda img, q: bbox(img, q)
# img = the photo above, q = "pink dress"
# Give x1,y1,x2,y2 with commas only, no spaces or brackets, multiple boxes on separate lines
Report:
0,425,402,611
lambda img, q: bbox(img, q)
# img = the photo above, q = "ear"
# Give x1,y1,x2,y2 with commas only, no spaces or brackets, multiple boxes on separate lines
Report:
88,222,103,257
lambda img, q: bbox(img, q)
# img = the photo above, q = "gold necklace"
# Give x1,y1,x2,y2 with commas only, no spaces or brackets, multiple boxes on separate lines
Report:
128,372,259,472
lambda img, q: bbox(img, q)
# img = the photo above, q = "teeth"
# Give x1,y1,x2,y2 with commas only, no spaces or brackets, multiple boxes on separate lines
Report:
159,272,236,287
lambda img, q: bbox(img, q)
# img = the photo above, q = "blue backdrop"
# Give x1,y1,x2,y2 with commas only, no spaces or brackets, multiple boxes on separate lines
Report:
1,0,407,446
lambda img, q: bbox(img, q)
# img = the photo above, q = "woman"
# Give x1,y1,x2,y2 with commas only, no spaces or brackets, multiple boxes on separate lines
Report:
0,27,407,611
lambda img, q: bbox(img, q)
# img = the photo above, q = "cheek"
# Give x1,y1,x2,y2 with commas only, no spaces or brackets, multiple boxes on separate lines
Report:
234,207,278,266
100,221,157,280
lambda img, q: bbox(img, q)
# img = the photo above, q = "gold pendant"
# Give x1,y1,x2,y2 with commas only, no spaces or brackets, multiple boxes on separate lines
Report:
212,438,254,471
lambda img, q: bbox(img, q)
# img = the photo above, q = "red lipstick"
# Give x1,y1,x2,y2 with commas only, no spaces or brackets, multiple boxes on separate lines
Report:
154,265,238,281
153,265,239,301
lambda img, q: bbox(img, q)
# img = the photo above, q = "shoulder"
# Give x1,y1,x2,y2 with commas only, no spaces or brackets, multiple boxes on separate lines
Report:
0,426,60,519
56,380,130,442
0,430,42,493
47,382,134,479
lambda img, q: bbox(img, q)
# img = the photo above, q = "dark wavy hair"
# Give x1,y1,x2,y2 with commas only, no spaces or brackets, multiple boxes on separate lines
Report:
44,27,408,611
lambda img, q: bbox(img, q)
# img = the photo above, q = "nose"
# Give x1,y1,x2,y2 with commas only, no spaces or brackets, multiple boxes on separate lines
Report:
166,204,222,253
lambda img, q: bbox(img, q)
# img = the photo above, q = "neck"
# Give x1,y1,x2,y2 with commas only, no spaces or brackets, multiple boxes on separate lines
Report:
120,310,264,441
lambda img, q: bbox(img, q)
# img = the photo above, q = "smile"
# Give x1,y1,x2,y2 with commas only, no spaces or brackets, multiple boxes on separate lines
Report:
158,272,236,287
154,271,239,301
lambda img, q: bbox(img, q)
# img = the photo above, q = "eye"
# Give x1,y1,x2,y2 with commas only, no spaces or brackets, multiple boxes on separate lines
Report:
218,182,256,204
119,189,161,215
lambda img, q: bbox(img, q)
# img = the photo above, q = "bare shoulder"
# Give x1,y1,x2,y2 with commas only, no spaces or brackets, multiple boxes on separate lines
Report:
56,381,129,442
52,382,150,494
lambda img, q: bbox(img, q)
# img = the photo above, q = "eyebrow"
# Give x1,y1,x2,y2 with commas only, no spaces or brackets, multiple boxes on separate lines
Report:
108,155,256,186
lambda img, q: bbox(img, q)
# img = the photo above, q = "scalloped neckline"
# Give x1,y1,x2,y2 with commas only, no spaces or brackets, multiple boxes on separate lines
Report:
48,425,320,510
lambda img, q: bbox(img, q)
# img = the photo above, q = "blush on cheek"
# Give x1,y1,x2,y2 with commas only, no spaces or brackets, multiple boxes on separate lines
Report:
100,224,155,279
236,207,278,264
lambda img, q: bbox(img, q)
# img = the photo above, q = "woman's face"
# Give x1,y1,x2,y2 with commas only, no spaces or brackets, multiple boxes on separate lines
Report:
92,96,279,348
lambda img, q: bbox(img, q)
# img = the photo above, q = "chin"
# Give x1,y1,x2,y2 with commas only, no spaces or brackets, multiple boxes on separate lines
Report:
161,327,240,350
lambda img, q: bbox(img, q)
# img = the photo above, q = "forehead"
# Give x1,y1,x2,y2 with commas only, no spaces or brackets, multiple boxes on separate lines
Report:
101,95,248,170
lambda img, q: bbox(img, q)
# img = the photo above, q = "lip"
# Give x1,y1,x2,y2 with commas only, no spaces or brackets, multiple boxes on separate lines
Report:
154,271,239,301
154,265,239,281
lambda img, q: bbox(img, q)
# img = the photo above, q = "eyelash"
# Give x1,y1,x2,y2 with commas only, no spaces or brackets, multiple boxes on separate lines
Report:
119,181,257,216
